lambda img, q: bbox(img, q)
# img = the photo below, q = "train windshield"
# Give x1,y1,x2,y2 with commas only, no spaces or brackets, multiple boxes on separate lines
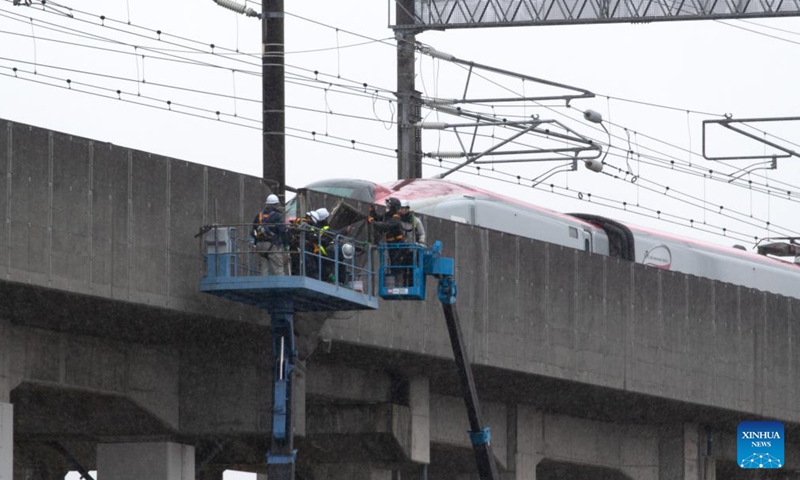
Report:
285,179,377,219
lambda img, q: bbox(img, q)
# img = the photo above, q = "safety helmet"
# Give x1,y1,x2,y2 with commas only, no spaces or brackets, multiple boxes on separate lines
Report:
341,243,355,260
399,199,411,208
385,197,401,209
315,208,330,222
307,211,320,223
266,194,280,205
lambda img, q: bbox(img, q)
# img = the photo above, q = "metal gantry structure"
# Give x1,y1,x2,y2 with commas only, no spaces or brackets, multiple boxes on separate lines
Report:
393,0,800,30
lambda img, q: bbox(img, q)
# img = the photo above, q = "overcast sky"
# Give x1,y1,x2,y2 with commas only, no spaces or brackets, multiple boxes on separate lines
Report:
3,0,800,254
7,1,800,478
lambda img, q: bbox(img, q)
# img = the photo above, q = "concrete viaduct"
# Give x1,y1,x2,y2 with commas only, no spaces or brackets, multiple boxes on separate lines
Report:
1,119,798,479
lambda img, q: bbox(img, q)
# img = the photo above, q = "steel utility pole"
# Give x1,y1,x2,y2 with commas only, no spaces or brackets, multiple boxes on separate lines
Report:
263,0,286,201
262,3,295,479
396,0,422,180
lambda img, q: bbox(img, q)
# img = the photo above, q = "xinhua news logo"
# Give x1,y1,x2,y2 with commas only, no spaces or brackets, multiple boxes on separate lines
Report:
738,421,784,469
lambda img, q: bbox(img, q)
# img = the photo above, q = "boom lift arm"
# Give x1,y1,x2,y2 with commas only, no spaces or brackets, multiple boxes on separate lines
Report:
379,241,499,480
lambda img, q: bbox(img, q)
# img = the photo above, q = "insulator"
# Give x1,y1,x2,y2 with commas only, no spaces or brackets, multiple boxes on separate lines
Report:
429,151,466,158
584,159,603,172
419,46,455,61
213,0,259,17
583,109,603,124
430,105,462,117
426,99,457,106
415,122,449,129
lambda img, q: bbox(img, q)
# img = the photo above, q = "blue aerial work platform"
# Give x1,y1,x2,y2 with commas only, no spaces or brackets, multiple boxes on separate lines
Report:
198,223,378,480
377,241,499,480
199,225,378,312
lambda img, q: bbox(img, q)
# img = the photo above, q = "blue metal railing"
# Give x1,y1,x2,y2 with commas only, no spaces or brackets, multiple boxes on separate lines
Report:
377,243,427,300
199,224,374,296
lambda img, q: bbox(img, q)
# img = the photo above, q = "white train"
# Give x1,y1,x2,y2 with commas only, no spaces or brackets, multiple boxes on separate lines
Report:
295,178,800,300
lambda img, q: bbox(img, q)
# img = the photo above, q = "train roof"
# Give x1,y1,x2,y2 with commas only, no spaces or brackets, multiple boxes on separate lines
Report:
376,178,604,230
302,177,800,274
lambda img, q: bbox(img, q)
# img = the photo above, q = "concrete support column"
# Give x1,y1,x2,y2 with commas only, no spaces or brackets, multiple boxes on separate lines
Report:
409,375,430,464
0,403,11,480
97,442,195,480
659,423,713,480
501,404,541,480
1,319,11,480
307,463,392,480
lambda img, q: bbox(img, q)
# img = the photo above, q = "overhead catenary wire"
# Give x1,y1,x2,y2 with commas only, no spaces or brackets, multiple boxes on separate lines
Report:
0,6,260,73
423,157,772,244
0,60,782,246
420,103,800,201
6,0,800,246
0,60,400,129
0,3,403,100
28,0,792,203
415,110,800,236
416,41,800,196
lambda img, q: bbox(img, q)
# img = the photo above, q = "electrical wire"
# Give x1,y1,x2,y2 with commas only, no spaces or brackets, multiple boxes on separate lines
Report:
5,0,800,243
718,18,800,47
414,111,799,235
0,59,780,244
422,157,769,244
0,64,398,156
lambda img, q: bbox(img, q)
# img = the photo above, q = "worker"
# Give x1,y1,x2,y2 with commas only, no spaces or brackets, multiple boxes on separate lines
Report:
251,194,288,276
395,200,426,286
291,208,332,279
398,199,426,246
367,197,404,242
314,207,331,229
368,197,412,286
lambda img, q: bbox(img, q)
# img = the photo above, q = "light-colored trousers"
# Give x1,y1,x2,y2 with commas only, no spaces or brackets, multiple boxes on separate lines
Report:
257,242,289,276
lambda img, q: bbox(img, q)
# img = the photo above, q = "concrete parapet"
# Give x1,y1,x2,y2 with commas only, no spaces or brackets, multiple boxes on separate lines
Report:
97,442,194,480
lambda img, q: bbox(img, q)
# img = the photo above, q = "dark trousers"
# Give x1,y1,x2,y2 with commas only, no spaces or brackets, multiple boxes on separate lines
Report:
389,248,414,287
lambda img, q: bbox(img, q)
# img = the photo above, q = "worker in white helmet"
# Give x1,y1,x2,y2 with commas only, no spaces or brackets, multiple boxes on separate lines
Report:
395,199,426,287
397,200,426,245
290,207,333,279
251,193,288,276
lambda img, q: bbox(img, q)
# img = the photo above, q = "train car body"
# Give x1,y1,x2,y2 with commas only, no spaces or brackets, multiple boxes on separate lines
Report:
296,178,800,300
624,225,800,299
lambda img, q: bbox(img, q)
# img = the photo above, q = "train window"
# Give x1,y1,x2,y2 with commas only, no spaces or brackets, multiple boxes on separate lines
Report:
585,239,590,251
569,226,578,238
